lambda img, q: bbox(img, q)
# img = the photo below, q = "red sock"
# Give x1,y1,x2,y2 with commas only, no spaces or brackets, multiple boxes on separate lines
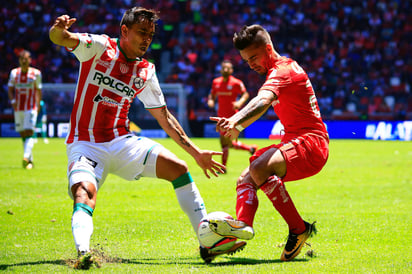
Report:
222,146,229,166
232,140,251,151
235,181,258,227
260,176,306,234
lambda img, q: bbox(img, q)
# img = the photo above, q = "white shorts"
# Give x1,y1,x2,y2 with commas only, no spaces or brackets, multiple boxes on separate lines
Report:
14,110,37,132
66,134,164,199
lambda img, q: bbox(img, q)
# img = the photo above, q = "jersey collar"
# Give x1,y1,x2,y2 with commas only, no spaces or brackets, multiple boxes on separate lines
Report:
117,39,142,62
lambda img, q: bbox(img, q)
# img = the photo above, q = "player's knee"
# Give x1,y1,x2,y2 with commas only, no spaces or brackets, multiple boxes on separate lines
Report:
166,158,189,181
71,182,96,206
249,161,268,187
174,158,189,176
236,172,258,190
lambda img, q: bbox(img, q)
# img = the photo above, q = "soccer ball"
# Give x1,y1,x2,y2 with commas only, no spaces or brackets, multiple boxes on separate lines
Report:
197,211,237,252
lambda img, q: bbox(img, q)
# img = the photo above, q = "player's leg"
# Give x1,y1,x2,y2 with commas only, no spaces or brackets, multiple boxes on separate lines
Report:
252,140,324,261
71,181,97,255
231,140,258,154
155,148,207,235
249,147,306,233
220,134,230,167
67,142,105,257
208,167,256,240
21,110,37,168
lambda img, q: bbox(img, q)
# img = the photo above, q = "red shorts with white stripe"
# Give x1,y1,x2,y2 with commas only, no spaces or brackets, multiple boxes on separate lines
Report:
250,134,329,182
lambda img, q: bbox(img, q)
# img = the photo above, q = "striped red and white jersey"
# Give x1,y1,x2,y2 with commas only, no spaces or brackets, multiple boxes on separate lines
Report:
8,67,42,111
66,33,166,144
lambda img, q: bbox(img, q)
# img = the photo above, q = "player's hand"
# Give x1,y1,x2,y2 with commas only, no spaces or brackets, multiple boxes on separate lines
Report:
194,150,225,178
53,15,77,31
232,101,242,110
210,116,241,140
207,100,215,109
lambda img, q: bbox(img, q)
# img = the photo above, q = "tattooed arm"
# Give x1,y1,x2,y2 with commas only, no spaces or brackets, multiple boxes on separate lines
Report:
211,89,276,139
148,106,224,178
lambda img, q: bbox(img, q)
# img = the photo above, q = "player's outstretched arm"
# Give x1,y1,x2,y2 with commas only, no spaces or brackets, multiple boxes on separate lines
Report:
211,89,275,139
148,107,225,178
49,15,79,48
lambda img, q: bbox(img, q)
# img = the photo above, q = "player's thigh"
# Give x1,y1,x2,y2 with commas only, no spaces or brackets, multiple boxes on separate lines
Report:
155,148,188,181
67,142,107,199
280,135,329,182
249,147,286,187
109,136,161,180
23,110,37,131
14,111,24,132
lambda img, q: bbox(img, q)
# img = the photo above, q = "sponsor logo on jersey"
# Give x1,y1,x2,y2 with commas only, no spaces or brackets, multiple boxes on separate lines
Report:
133,77,144,89
93,94,122,107
93,71,135,97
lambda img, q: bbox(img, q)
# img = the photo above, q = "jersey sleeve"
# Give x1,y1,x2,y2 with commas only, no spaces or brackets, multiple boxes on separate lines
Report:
260,67,292,97
136,66,166,109
67,33,108,62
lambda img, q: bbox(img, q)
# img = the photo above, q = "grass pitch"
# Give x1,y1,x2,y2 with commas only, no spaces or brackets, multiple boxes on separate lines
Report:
0,137,411,273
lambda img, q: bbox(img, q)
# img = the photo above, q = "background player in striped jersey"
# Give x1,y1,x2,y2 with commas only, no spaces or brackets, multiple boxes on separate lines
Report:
49,7,243,266
8,50,42,169
208,60,258,171
210,24,329,261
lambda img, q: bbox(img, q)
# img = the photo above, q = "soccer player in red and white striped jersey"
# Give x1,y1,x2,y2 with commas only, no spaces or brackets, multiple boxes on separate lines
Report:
8,50,42,169
49,7,238,265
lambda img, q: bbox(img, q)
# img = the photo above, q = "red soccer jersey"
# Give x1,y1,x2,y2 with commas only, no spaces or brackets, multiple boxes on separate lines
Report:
8,67,42,111
211,75,247,118
260,57,328,141
66,33,166,144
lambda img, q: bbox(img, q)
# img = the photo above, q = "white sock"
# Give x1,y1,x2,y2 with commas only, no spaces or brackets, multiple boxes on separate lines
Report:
72,210,93,253
175,182,207,242
23,137,34,161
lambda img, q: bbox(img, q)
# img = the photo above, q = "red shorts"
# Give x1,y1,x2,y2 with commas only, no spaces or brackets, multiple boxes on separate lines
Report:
250,134,329,182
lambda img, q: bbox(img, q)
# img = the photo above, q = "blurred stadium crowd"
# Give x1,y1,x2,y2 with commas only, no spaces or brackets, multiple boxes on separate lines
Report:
1,0,411,121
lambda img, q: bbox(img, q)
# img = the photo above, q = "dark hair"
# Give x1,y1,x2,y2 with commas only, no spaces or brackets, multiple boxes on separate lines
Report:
120,7,160,30
233,24,271,50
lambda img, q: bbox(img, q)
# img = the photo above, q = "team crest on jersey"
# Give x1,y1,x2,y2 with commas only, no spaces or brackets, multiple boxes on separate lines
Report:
133,77,144,89
119,63,129,74
227,85,233,90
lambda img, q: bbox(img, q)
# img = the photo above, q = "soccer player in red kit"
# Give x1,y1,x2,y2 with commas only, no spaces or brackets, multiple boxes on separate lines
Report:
208,60,258,169
8,50,42,169
49,7,242,266
210,24,329,261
